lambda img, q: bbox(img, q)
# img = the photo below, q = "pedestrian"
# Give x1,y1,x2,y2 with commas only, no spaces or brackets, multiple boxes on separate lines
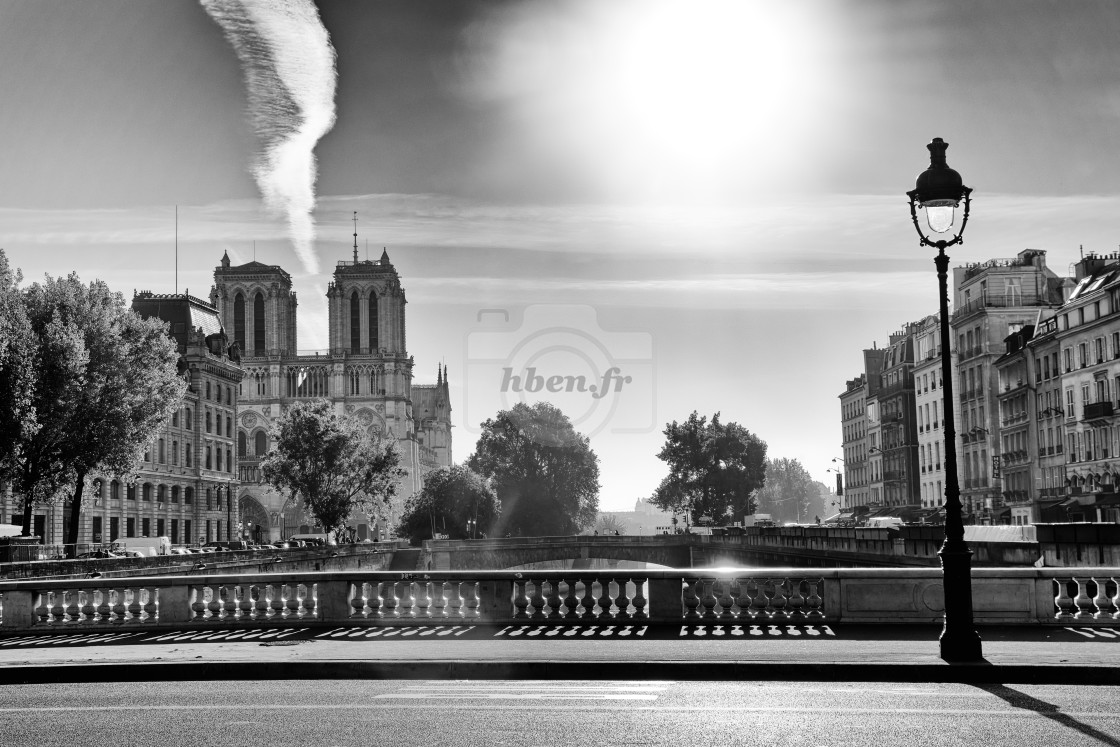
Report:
815,515,820,525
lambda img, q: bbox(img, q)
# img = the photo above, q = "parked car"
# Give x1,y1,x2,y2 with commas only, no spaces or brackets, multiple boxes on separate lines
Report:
169,547,191,555
76,550,120,559
115,549,146,559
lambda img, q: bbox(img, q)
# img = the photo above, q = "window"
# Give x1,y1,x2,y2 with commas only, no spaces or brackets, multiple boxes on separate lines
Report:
142,483,152,501
158,438,165,464
1064,348,1073,372
185,447,192,468
216,488,223,510
215,412,221,435
206,411,212,434
350,291,361,353
110,480,120,500
206,381,211,400
1097,338,1105,363
226,417,231,438
185,488,193,506
254,292,265,353
142,518,150,538
172,440,178,466
171,486,179,504
234,293,246,352
238,431,247,457
172,410,179,428
126,518,135,538
185,408,192,430
216,385,222,405
226,448,232,473
205,445,212,470
185,519,192,544
157,484,166,503
255,430,267,455
126,484,136,501
206,489,212,510
1079,343,1088,368
369,291,379,351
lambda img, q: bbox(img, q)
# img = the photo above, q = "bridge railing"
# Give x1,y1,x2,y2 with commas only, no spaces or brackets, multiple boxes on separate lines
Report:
0,568,1116,633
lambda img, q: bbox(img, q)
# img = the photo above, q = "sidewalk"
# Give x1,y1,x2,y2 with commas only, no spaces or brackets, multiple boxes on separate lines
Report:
1,622,1117,685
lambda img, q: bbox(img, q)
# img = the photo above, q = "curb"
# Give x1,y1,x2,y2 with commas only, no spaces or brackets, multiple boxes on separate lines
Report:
4,660,1119,685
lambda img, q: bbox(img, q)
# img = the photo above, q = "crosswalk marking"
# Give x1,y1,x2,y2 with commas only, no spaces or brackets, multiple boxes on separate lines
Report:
376,683,669,701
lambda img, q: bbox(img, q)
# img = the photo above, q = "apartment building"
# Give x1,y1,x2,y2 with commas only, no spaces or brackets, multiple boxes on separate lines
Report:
950,249,1068,521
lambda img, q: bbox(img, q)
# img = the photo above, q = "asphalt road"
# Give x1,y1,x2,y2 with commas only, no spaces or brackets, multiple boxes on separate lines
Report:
1,680,1118,746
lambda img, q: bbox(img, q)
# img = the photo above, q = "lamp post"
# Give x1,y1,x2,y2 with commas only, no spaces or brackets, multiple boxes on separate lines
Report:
906,137,983,662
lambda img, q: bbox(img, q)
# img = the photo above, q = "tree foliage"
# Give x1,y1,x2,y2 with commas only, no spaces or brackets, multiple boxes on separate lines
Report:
395,465,500,543
261,399,406,538
466,402,600,536
0,262,186,545
754,458,817,524
0,251,35,483
648,411,767,524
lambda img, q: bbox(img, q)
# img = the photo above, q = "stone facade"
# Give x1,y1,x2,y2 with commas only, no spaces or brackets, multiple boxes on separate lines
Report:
211,250,452,542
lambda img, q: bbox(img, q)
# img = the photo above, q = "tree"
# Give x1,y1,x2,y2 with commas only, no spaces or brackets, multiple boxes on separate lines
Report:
0,250,35,490
261,399,406,538
466,402,600,536
754,458,817,524
595,513,627,535
394,465,499,543
649,411,767,525
3,268,186,548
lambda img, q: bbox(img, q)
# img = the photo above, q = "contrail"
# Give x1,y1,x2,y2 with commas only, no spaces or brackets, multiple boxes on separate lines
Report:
201,0,337,274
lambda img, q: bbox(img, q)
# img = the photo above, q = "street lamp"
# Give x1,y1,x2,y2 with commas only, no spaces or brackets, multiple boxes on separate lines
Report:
906,137,982,662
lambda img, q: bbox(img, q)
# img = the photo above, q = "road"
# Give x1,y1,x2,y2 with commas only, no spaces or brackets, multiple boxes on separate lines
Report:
1,680,1118,746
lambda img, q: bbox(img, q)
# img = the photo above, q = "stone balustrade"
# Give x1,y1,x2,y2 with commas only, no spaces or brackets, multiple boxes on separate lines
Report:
0,568,1117,633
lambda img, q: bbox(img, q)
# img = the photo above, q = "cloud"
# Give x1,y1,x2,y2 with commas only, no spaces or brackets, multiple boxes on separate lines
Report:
201,0,337,274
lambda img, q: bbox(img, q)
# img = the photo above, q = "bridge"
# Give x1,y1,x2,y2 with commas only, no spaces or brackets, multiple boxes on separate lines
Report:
420,525,1093,571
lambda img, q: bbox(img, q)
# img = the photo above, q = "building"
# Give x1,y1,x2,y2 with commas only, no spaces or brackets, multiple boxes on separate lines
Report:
951,249,1069,522
912,314,959,512
1047,253,1120,523
0,292,244,546
839,347,886,508
211,245,452,542
838,375,870,509
878,324,921,507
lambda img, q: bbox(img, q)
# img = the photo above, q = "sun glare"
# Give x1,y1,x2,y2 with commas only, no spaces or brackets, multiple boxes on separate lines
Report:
586,0,839,199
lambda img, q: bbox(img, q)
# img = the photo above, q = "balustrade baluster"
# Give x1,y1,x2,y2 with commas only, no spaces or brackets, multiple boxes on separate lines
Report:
1112,577,1120,621
381,581,399,617
349,582,368,618
298,584,313,619
47,591,64,624
530,580,547,620
598,579,616,619
76,589,96,624
1072,578,1092,619
143,587,158,622
415,581,433,618
612,577,630,620
397,580,415,619
447,580,464,619
1092,576,1112,620
716,580,734,619
204,586,221,620
513,580,531,619
630,578,647,619
1053,578,1076,620
786,578,806,620
218,586,234,620
741,579,760,619
580,577,598,618
546,580,563,619
95,589,112,623
803,578,824,619
699,579,719,619
561,579,580,619
756,580,776,618
268,584,285,619
126,588,144,623
682,578,701,619
431,581,448,618
237,586,253,620
462,581,479,619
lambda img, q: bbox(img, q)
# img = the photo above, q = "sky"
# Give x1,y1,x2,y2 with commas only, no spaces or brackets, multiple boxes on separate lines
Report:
4,0,1120,512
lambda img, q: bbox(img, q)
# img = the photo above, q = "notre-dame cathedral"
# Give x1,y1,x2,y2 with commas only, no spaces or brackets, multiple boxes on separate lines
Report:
211,245,452,542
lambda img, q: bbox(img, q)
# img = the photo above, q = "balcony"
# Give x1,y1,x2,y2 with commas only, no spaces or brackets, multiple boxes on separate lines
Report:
1083,401,1115,425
